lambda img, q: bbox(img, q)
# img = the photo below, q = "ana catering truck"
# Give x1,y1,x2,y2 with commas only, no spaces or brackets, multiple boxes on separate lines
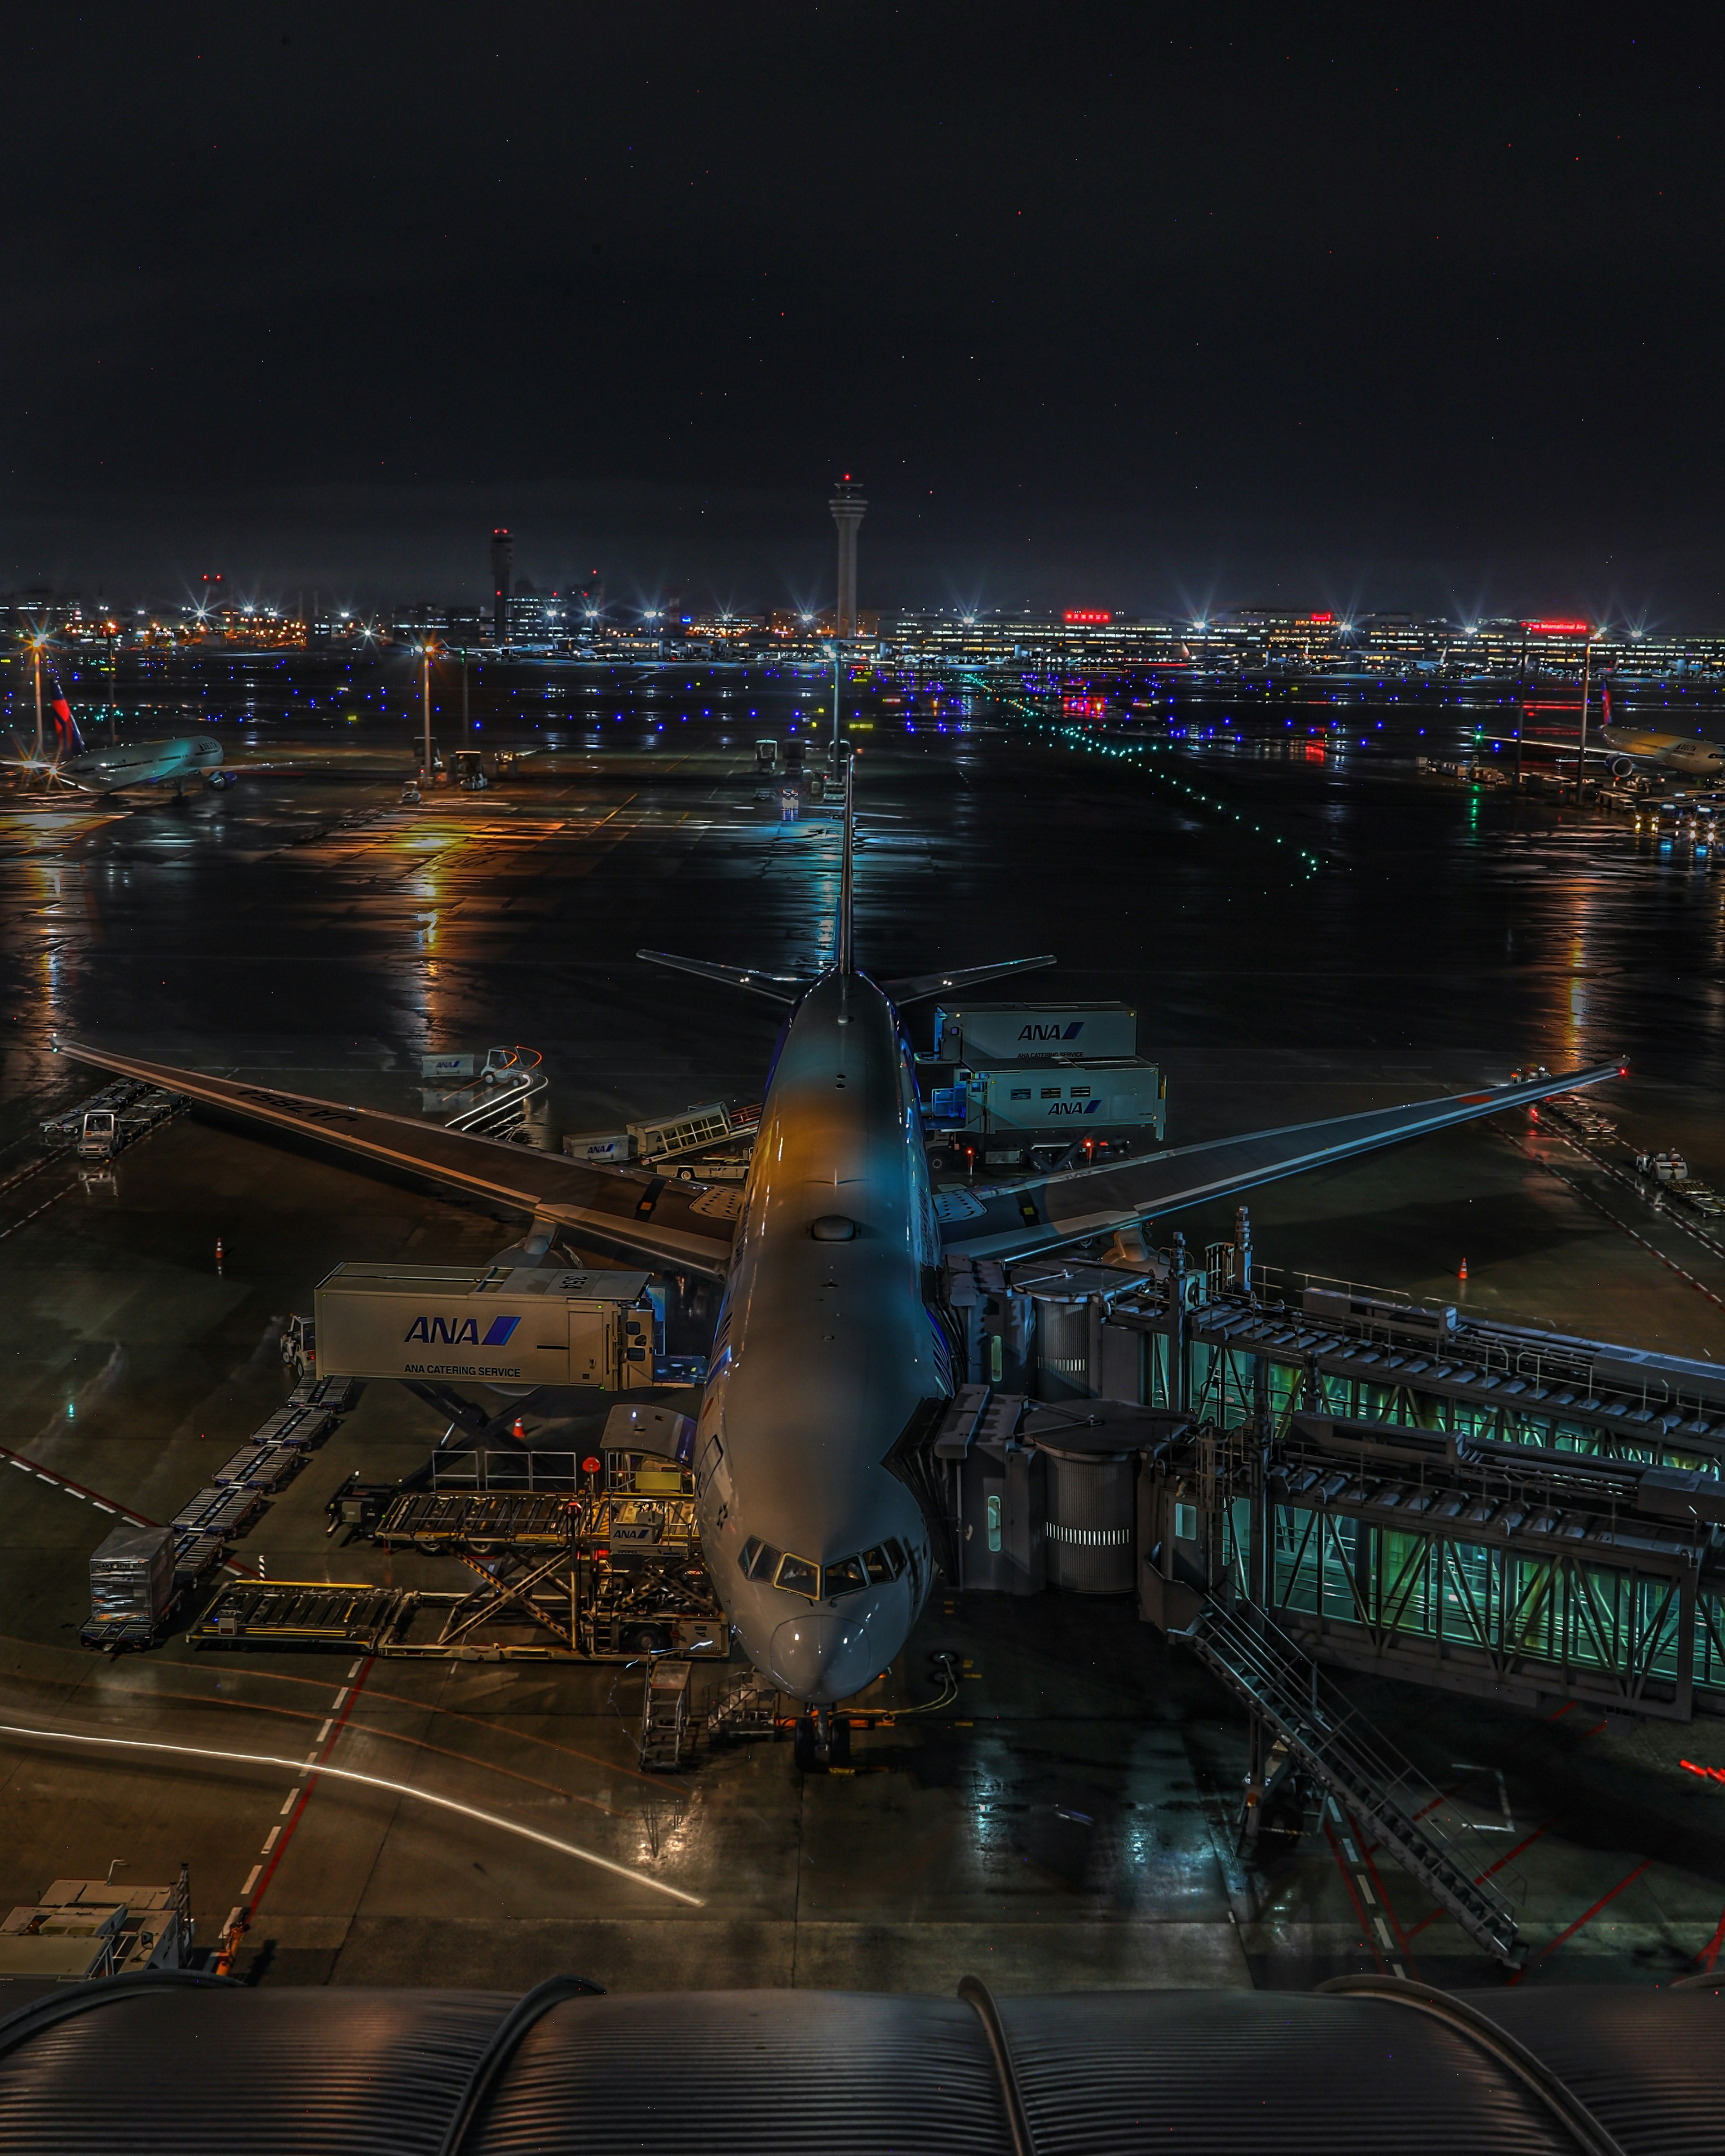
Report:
917,1001,1167,1173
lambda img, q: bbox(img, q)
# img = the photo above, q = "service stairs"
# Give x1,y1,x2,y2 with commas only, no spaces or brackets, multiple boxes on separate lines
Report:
1183,1599,1525,1968
638,1658,693,1771
704,1670,779,1745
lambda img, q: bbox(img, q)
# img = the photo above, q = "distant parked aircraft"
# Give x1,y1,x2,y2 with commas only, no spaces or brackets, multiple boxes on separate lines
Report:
1593,683,1725,784
5,730,231,795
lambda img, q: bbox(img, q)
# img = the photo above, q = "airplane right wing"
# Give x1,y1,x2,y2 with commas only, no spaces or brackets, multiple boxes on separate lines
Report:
880,954,1058,1006
56,1043,741,1278
936,1059,1624,1264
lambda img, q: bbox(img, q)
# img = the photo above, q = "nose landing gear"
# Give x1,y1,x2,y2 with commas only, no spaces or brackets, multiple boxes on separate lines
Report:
793,1708,852,1772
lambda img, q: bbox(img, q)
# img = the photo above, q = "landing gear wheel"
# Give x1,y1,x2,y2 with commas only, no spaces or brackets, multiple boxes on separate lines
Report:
626,1625,671,1656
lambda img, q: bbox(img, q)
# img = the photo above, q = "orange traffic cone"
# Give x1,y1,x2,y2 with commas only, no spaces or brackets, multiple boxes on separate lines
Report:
1459,1258,1468,1281
512,1415,526,1441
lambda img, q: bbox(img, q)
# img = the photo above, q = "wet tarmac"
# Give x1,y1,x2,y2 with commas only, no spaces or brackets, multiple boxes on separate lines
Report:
2,663,1724,1995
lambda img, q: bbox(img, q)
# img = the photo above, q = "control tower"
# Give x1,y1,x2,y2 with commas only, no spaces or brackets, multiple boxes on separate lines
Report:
828,478,866,639
490,528,513,649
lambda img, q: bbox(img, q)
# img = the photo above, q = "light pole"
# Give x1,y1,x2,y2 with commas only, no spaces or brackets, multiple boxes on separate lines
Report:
421,641,435,785
830,641,842,769
1575,630,1595,802
31,636,45,761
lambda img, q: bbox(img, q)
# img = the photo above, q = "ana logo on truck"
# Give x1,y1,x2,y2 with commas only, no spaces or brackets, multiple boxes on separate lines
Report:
1019,1021,1085,1043
1048,1099,1103,1116
403,1314,522,1347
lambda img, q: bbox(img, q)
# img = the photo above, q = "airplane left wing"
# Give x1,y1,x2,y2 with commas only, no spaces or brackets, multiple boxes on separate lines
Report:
936,1059,1623,1264
55,1043,741,1278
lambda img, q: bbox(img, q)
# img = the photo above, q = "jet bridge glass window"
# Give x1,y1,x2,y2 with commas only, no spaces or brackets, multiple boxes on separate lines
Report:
774,1553,820,1598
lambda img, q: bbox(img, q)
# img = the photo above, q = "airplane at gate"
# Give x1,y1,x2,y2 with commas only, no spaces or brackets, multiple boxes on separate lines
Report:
58,766,1622,1757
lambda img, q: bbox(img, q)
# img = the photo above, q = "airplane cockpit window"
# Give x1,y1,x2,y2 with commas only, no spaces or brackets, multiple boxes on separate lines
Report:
823,1555,869,1596
774,1553,820,1597
860,1542,906,1583
740,1538,782,1581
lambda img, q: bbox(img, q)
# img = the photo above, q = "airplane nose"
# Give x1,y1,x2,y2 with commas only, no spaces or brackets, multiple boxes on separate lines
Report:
768,1600,894,1704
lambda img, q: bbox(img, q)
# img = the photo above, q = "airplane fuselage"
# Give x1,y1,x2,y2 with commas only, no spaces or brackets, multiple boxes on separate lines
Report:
59,736,227,793
1600,726,1725,781
692,970,947,1705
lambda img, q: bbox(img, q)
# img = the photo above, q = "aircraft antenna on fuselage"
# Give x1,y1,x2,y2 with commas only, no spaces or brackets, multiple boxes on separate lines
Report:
837,750,856,974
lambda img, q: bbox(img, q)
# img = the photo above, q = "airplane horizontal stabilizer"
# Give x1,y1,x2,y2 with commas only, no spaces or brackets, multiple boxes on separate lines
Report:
936,1058,1625,1264
54,1042,741,1279
880,954,1058,1006
636,950,809,1004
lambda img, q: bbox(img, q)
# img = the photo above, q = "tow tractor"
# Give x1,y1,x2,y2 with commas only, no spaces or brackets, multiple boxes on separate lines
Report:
280,1314,316,1385
75,1109,119,1161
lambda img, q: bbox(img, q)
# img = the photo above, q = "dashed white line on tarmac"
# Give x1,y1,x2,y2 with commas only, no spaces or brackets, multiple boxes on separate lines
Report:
346,1660,362,1679
331,1688,349,1709
260,1826,280,1854
279,1788,301,1815
241,1864,261,1895
316,1720,333,1742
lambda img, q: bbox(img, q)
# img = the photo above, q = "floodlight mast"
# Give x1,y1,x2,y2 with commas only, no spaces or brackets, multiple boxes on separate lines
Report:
422,641,435,786
828,477,867,771
1575,631,1594,802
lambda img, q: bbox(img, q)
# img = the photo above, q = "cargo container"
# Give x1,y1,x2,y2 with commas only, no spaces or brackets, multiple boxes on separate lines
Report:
313,1262,660,1388
87,1521,176,1635
933,1001,1137,1064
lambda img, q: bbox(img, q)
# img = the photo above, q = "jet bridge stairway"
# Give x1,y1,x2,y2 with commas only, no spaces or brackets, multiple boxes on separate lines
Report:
1182,1598,1525,1969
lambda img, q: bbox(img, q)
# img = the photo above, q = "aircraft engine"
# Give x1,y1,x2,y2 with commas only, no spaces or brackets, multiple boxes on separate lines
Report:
1610,756,1636,781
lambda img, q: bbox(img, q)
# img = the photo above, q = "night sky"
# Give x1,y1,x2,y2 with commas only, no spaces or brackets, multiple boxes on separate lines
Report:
5,7,1721,622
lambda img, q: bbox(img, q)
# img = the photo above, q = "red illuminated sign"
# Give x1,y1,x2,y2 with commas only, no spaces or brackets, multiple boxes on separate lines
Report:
1306,611,1336,625
1522,619,1592,635
1064,610,1111,625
